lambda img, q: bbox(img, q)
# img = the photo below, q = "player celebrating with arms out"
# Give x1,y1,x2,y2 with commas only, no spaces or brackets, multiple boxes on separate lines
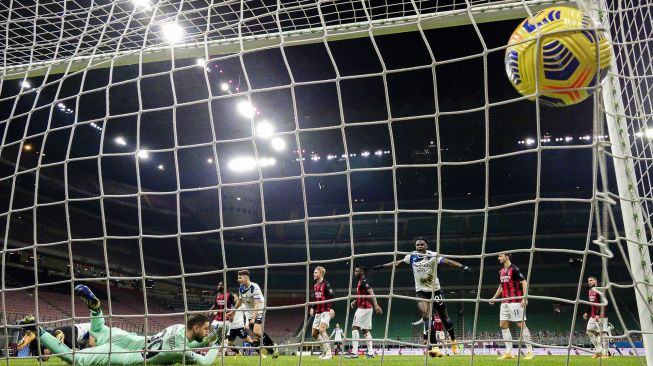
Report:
310,266,335,360
232,270,280,359
583,276,609,359
489,252,534,360
374,237,473,354
346,265,382,359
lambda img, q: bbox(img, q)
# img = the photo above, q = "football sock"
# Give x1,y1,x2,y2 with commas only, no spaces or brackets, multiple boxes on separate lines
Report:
502,328,513,353
351,330,359,353
364,331,373,355
444,318,456,341
522,327,533,352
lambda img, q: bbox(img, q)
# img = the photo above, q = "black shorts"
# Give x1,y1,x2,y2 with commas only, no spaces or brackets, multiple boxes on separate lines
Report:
52,325,80,349
228,328,249,342
416,290,446,311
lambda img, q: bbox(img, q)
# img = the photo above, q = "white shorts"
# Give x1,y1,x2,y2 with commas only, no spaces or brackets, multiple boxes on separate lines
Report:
312,312,331,329
587,317,608,333
500,302,527,322
435,331,445,342
352,308,373,330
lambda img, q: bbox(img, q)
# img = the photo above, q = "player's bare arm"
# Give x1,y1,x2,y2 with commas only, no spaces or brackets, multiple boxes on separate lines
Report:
367,287,383,314
373,259,406,270
489,285,503,305
440,257,474,272
520,280,528,307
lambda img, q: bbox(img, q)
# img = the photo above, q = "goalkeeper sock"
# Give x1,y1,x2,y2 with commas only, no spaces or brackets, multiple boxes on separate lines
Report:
501,328,513,353
522,327,533,352
364,331,373,355
351,330,359,354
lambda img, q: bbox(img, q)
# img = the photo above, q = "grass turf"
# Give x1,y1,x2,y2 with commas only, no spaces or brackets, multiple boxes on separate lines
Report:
7,355,644,366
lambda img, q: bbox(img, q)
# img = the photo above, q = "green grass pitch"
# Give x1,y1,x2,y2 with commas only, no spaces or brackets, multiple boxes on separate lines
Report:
7,355,643,366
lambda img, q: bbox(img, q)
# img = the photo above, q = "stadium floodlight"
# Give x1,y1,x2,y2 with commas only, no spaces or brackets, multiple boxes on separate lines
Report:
525,138,535,145
374,150,383,156
161,22,184,44
237,100,255,118
114,137,127,146
21,80,31,89
157,164,165,170
565,136,573,142
646,129,653,139
259,157,276,167
137,150,149,159
207,158,214,164
228,156,257,172
131,0,151,10
23,144,32,151
220,82,229,91
256,120,274,138
271,137,286,151
361,151,370,157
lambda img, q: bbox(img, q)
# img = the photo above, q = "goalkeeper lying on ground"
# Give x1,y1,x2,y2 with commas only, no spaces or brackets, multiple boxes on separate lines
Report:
28,285,222,365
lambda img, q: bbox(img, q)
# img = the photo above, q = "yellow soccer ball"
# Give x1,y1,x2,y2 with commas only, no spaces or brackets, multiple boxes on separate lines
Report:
505,6,611,107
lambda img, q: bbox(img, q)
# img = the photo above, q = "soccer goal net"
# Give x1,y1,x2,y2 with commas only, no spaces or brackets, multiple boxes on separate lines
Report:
0,0,651,364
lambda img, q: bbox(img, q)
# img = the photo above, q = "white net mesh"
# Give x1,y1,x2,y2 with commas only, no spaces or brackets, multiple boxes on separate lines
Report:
0,0,650,364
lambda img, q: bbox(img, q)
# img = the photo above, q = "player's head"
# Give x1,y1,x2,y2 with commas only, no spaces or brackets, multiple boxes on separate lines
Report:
587,276,597,287
237,270,251,285
498,252,511,264
354,265,367,279
217,281,224,292
336,323,340,328
414,237,429,252
314,266,326,281
187,313,211,342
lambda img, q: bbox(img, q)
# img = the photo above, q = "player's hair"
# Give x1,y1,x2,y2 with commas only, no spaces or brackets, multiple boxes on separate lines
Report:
588,275,597,281
187,313,210,328
355,264,368,273
500,252,512,259
315,266,326,276
414,236,429,245
237,270,250,277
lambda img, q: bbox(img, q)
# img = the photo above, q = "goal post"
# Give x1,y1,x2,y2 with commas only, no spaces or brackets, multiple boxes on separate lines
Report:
578,0,653,362
0,0,572,80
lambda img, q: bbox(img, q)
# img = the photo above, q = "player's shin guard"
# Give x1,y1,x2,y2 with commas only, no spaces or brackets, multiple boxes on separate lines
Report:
502,328,513,353
351,330,359,354
444,318,456,341
364,332,373,356
521,327,533,352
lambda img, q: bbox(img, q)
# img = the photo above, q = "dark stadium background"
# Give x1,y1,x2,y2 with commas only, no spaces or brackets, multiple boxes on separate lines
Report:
0,9,638,350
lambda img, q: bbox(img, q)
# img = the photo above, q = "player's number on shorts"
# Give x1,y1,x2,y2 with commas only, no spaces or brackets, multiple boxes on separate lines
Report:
513,309,520,317
145,329,167,359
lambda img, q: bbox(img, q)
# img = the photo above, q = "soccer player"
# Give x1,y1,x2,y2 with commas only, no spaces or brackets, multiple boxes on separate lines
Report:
583,276,609,359
208,281,234,338
227,295,255,356
30,285,221,365
346,265,382,359
17,316,94,360
232,270,280,359
489,252,534,360
330,324,344,355
374,237,472,354
310,266,335,360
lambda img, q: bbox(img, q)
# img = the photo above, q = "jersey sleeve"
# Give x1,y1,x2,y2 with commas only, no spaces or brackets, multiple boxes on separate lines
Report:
184,348,221,365
324,281,335,299
402,254,411,264
361,279,372,294
512,266,526,281
252,284,264,300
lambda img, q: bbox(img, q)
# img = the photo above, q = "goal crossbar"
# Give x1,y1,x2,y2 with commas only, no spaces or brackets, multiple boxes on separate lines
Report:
0,0,571,80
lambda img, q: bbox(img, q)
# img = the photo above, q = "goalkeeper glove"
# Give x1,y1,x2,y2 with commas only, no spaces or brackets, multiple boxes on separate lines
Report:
204,327,222,346
461,266,474,273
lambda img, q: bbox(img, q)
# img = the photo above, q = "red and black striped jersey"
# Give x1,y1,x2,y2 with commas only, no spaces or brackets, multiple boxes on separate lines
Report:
214,292,235,321
356,277,373,309
587,287,606,318
499,264,525,303
431,315,443,332
312,280,334,314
